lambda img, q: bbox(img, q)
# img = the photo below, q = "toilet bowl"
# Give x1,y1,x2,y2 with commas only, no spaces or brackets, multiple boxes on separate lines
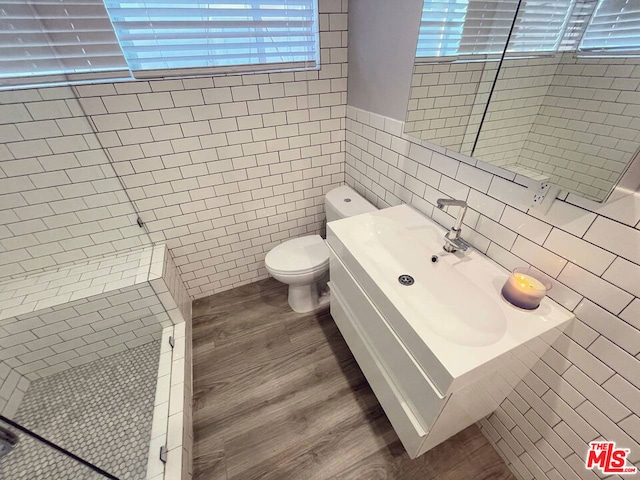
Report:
265,185,377,313
265,235,330,313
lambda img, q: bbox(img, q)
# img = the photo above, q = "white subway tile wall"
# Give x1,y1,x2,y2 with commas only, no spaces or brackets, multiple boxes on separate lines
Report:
0,282,169,381
150,245,193,480
0,0,348,301
0,86,151,279
148,319,192,480
345,105,640,480
164,320,192,480
405,61,498,154
75,1,346,299
1,1,638,477
0,245,155,321
524,55,640,200
0,361,29,417
474,53,640,201
148,326,175,480
472,56,560,177
0,243,191,381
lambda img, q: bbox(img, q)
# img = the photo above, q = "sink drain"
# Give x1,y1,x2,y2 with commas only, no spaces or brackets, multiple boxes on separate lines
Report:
398,274,414,286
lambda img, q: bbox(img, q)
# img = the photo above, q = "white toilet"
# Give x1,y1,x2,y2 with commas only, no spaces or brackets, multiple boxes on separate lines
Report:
265,185,377,313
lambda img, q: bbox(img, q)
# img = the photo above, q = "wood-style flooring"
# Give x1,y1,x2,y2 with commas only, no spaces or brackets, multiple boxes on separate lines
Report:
192,278,515,480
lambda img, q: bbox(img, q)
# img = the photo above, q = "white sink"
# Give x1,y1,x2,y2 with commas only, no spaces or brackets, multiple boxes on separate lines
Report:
345,213,507,347
327,204,574,394
327,204,575,457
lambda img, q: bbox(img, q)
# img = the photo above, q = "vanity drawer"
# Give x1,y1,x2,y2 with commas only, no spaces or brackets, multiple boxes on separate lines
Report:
330,282,426,458
329,250,446,432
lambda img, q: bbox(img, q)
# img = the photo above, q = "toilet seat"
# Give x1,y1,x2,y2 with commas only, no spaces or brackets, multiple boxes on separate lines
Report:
265,235,329,275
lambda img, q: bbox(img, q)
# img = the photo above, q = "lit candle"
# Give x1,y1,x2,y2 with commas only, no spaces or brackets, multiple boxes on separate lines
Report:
501,268,551,310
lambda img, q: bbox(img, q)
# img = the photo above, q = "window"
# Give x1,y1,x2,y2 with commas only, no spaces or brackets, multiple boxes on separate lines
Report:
0,1,129,85
579,0,640,53
559,0,597,50
416,0,468,57
0,0,319,88
417,0,572,58
103,0,319,77
416,0,640,59
508,0,575,53
460,0,523,55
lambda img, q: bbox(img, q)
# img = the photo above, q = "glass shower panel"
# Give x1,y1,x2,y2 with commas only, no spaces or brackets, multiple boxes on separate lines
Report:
0,72,166,479
0,418,111,479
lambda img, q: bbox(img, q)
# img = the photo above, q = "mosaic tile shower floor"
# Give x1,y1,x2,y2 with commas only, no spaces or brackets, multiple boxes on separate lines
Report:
0,340,161,480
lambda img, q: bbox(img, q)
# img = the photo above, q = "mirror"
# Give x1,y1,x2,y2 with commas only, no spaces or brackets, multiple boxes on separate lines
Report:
404,0,521,154
406,59,499,155
474,53,640,203
405,0,640,203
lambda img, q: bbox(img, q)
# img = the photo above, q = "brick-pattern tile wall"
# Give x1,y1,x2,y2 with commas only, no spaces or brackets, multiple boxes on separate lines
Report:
0,0,348,301
522,54,640,200
151,244,192,326
0,361,29,417
470,53,640,201
0,245,155,320
0,86,151,278
346,105,640,480
72,0,348,299
472,56,558,171
0,283,170,381
406,60,497,155
149,244,193,480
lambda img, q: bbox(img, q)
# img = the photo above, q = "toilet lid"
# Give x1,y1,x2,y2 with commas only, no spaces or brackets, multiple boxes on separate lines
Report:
265,235,329,274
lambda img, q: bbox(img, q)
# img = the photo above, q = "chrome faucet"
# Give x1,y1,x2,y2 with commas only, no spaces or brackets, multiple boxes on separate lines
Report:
436,198,471,253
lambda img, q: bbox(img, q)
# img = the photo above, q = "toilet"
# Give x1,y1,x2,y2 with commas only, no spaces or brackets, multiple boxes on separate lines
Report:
265,185,377,313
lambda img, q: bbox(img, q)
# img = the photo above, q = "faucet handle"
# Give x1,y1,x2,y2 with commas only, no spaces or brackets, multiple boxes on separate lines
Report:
443,231,471,253
437,198,467,209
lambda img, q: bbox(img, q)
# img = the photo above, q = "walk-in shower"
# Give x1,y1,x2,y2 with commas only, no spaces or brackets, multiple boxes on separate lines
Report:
0,80,192,479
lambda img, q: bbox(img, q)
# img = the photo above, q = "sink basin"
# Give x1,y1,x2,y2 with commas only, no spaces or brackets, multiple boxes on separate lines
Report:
348,215,507,347
327,204,574,394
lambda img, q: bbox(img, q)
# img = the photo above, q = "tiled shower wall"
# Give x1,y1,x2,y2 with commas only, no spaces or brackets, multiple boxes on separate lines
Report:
345,105,640,480
0,0,348,300
0,361,29,417
70,0,346,299
473,53,640,201
146,248,193,480
522,54,640,200
0,87,151,278
472,56,558,170
405,60,498,154
0,282,169,382
150,247,193,480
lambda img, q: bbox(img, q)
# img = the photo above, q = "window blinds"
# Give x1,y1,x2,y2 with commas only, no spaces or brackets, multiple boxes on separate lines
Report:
103,0,319,77
416,0,640,59
0,0,128,84
416,0,468,57
459,0,520,55
417,0,577,57
559,0,597,50
507,0,575,53
580,0,640,52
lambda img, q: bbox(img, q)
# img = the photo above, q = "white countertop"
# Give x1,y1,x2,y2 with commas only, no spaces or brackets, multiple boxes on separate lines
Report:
327,205,575,393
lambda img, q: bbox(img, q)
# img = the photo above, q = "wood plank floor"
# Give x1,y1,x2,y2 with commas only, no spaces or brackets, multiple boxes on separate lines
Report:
192,278,515,480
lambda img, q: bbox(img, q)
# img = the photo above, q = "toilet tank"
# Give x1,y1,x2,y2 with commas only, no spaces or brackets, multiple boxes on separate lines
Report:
325,186,377,222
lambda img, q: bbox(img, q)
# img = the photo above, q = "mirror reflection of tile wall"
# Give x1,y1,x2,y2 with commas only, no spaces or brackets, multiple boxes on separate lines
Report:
474,53,640,201
405,61,499,155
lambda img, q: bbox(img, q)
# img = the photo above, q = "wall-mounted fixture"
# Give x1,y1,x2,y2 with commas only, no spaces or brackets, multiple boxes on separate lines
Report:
404,0,640,204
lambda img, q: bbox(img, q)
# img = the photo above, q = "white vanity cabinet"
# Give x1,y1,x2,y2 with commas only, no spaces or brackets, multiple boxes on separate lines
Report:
326,205,574,458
